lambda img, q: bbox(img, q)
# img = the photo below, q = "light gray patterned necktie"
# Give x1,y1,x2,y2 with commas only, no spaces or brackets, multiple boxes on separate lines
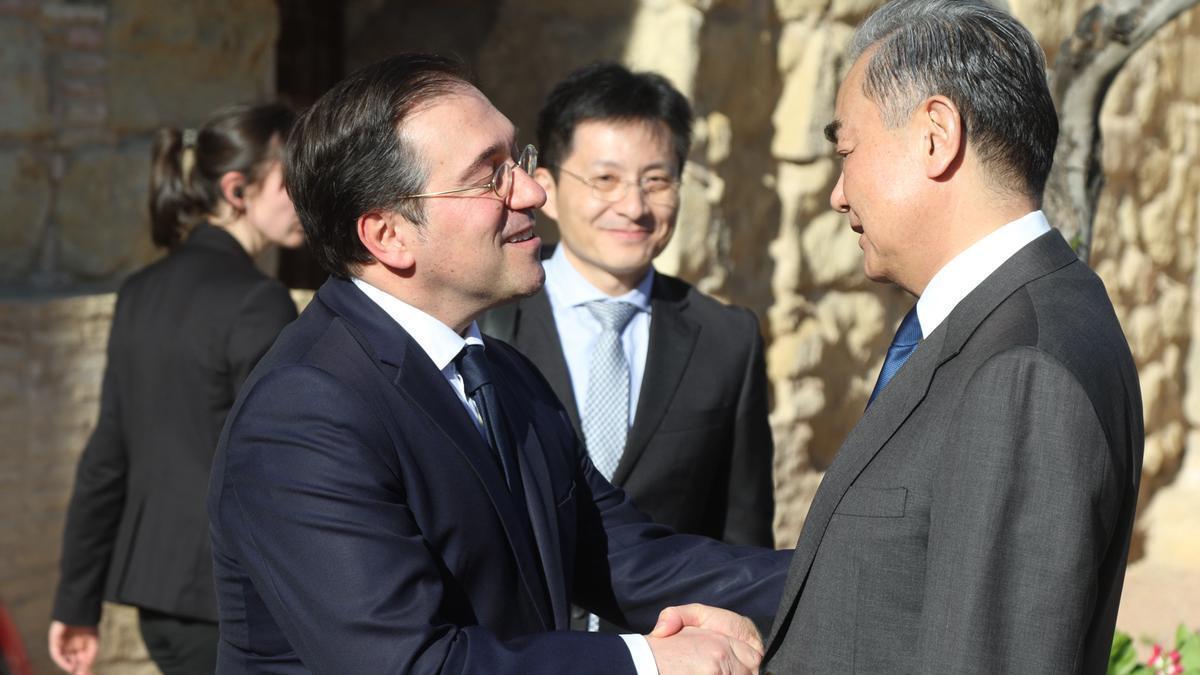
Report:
583,300,639,481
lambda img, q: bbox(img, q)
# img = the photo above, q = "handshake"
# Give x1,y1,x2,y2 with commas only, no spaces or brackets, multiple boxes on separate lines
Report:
646,603,766,674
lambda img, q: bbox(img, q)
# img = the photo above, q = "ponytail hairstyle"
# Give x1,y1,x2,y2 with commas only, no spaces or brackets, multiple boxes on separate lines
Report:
149,102,296,249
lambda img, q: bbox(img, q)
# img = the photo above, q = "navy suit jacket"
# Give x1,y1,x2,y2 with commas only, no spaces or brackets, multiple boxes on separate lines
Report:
207,277,788,673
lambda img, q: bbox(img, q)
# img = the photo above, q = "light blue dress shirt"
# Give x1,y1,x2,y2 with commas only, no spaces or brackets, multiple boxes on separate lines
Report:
542,244,655,428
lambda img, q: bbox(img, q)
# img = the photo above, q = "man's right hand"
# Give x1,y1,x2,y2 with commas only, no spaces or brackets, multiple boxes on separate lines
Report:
48,621,99,675
646,625,763,674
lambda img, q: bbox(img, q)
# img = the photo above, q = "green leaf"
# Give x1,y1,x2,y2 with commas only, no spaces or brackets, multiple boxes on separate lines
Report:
1112,631,1133,655
1180,627,1200,667
1108,633,1141,675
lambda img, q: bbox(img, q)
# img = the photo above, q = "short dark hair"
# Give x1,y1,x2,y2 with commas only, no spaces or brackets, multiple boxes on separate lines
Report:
149,103,294,249
537,62,694,177
848,0,1058,201
285,54,471,278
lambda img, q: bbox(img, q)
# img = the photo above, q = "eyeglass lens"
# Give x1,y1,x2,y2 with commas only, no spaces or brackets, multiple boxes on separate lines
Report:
496,145,538,202
590,175,678,206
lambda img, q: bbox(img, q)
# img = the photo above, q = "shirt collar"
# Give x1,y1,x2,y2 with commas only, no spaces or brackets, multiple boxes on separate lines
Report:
916,210,1051,337
543,243,654,312
351,277,484,370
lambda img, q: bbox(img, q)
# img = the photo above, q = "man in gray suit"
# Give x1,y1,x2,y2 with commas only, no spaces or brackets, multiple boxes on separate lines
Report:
757,1,1144,672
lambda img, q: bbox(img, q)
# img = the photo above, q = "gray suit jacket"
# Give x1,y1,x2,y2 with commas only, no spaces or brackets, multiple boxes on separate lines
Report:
763,229,1143,674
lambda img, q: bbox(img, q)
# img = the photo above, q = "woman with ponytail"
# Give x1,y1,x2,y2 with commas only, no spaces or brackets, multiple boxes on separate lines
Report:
48,103,303,675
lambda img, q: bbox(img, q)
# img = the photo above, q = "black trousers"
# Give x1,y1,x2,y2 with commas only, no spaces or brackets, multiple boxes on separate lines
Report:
137,608,218,675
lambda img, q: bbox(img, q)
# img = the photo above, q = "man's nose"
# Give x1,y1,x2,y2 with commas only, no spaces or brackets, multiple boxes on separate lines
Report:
612,182,651,221
830,172,849,213
510,166,547,210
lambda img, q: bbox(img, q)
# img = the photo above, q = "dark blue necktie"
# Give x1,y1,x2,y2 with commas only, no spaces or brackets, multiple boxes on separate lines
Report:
456,344,522,492
867,307,922,407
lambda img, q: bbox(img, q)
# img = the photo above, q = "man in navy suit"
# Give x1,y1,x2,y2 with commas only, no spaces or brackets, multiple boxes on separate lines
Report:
207,54,788,673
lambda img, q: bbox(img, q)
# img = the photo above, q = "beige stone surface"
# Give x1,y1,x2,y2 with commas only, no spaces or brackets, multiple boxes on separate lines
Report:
771,21,851,163
1118,432,1200,648
95,604,159,675
774,0,828,22
624,0,704,98
0,294,114,675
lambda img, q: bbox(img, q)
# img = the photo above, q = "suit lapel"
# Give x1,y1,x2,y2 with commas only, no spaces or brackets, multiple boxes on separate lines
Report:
764,229,1079,654
613,276,699,485
494,377,567,629
516,291,583,435
316,279,554,630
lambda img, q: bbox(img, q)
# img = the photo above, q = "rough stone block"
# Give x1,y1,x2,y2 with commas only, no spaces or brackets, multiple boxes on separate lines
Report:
1126,304,1164,364
106,0,277,132
801,209,861,287
1157,278,1189,342
55,141,157,281
1116,246,1155,306
0,17,51,136
829,0,880,23
624,0,704,98
0,150,51,282
815,290,888,365
771,21,851,162
774,0,828,22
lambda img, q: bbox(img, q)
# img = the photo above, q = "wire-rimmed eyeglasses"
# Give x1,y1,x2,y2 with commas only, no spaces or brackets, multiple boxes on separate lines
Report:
398,144,538,204
554,166,680,207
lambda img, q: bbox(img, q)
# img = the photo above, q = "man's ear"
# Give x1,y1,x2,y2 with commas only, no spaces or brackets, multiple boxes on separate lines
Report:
357,211,416,271
534,167,560,222
219,171,248,211
920,96,962,180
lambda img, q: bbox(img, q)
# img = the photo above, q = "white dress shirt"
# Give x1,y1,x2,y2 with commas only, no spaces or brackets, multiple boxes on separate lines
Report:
351,277,658,675
916,210,1051,337
352,277,488,437
543,244,654,425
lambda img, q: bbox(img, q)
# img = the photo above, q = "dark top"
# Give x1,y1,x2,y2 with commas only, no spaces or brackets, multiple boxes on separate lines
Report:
53,224,297,625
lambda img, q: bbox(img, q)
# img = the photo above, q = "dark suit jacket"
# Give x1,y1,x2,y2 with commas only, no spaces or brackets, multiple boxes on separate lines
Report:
480,269,774,548
207,277,789,674
763,230,1143,674
53,225,297,625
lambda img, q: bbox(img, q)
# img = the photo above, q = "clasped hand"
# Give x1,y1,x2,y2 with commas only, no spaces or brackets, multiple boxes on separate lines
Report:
645,603,764,674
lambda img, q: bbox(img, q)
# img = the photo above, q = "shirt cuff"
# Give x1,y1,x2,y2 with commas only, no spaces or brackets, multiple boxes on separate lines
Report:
620,633,659,675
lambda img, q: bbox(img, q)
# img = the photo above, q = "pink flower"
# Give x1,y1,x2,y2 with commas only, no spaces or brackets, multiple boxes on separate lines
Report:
1150,644,1166,670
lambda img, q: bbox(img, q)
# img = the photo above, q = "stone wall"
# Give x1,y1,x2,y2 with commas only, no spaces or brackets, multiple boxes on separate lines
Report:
0,2,278,672
0,0,278,292
3,1,1198,673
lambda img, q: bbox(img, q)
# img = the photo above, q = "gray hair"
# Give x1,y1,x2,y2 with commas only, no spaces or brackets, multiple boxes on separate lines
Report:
847,0,1058,201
